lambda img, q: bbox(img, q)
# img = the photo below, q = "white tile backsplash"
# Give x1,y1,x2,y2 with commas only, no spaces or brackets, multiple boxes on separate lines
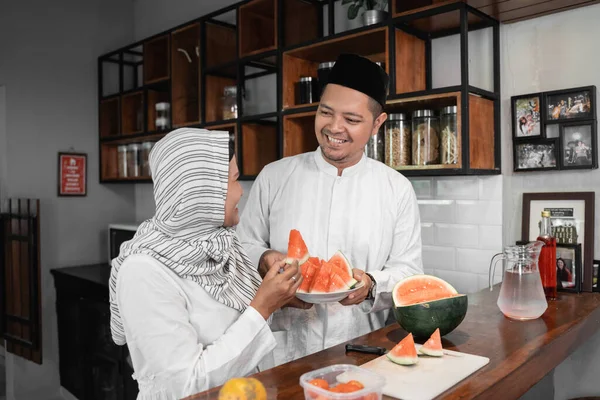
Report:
422,245,456,271
455,200,502,225
421,223,435,245
435,223,479,247
479,225,503,250
410,178,433,199
435,178,479,199
456,248,501,274
418,200,455,223
479,175,503,200
434,270,480,294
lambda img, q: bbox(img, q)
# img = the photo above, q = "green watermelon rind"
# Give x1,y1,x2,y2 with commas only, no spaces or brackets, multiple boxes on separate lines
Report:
393,295,468,339
392,274,458,307
386,353,418,365
284,253,309,266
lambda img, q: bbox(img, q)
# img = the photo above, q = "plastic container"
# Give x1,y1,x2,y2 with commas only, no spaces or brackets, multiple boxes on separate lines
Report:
155,102,170,131
222,86,238,120
385,113,411,168
299,364,385,400
440,105,458,164
412,109,440,165
126,143,141,178
117,145,128,178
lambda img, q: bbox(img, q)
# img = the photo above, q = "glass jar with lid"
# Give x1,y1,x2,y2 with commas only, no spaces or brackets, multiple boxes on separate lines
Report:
140,142,154,177
412,109,440,165
222,86,238,120
155,102,170,131
385,113,411,168
440,106,459,164
365,126,385,163
126,143,141,178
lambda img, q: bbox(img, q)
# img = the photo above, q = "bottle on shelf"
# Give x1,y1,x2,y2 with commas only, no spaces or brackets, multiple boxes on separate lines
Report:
537,210,557,300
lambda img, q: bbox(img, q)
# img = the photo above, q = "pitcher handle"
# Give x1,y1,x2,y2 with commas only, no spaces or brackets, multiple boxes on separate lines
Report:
489,253,504,291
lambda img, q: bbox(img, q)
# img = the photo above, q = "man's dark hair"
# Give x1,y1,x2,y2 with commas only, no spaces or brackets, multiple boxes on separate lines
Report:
367,97,383,121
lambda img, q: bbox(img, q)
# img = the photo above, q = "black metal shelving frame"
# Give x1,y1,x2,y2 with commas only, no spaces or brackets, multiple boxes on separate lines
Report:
97,0,501,182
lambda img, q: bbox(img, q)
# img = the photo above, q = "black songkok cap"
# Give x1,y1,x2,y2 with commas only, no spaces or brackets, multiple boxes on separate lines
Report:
326,53,389,108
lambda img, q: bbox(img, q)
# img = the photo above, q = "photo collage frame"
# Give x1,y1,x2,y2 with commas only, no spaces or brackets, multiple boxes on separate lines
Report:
512,86,598,172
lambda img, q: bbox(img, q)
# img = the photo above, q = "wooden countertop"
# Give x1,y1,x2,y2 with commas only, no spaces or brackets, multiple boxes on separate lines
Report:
186,286,600,399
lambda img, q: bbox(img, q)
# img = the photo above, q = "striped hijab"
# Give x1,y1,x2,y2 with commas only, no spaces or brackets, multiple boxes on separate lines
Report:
109,128,262,346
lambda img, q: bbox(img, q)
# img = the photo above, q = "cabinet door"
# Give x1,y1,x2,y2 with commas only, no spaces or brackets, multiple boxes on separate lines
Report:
55,294,86,399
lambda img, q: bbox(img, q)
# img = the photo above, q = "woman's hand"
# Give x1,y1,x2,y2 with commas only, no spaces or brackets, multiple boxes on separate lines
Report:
250,260,303,320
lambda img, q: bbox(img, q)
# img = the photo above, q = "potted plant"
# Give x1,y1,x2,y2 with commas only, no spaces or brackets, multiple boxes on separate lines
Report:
343,0,389,26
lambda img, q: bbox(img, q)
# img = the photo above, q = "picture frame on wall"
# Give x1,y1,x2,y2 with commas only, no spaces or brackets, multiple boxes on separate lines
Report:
556,243,582,293
513,138,558,172
511,92,544,139
522,192,595,292
58,152,87,197
544,85,596,123
559,121,598,170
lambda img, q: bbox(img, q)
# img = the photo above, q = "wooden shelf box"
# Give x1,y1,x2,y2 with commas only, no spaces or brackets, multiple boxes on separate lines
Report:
99,98,120,138
101,144,119,181
282,27,389,110
239,0,277,57
144,34,170,84
205,75,237,123
283,111,319,157
283,0,321,48
206,21,237,69
120,91,144,135
171,23,201,127
147,89,170,132
241,122,278,176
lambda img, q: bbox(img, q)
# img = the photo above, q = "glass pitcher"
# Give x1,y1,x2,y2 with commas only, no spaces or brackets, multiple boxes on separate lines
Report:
489,241,548,320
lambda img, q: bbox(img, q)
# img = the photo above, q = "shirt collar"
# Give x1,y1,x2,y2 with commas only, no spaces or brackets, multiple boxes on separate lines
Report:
313,146,367,177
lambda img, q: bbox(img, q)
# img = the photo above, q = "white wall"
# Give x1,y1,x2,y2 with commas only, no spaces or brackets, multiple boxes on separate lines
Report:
0,1,136,399
500,4,600,399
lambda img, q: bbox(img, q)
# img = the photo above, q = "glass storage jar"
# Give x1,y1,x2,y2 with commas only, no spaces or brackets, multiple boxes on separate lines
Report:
140,142,154,176
126,143,141,178
222,86,238,120
385,113,411,168
295,77,317,105
412,109,440,165
117,145,128,178
155,102,170,130
365,126,384,162
440,106,458,164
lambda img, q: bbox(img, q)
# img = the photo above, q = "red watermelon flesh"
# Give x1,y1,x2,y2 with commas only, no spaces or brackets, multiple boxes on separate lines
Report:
328,250,353,276
386,333,418,365
308,262,333,294
419,328,443,357
298,259,320,293
286,229,310,265
330,264,357,290
328,271,351,292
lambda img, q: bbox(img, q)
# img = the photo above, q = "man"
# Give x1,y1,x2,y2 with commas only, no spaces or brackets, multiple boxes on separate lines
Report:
237,53,423,368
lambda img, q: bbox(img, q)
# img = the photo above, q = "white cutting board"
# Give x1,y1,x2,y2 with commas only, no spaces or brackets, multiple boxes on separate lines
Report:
357,344,489,400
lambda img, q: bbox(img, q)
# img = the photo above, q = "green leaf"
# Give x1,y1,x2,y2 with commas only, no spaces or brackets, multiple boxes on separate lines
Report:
348,3,360,19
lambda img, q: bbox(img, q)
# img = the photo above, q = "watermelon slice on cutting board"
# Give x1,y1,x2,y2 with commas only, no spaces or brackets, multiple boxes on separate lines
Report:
419,328,443,357
386,333,418,365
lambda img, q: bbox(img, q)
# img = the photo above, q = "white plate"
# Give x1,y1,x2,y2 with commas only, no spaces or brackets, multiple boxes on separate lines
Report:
295,282,365,304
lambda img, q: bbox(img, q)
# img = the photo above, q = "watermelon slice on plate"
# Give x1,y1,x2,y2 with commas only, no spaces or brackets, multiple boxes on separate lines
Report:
285,229,310,266
328,250,357,289
308,262,333,294
386,333,418,365
297,259,320,294
419,328,443,357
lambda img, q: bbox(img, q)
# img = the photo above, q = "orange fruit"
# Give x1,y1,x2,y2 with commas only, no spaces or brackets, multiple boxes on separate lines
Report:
218,377,266,400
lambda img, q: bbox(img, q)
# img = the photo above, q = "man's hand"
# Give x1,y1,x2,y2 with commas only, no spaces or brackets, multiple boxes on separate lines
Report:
339,268,372,306
258,250,313,310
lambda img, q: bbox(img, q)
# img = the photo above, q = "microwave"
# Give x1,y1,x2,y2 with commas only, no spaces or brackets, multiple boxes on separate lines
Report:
108,224,139,263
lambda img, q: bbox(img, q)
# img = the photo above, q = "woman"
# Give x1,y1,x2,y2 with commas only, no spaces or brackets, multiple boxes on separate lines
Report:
556,257,573,288
108,128,302,399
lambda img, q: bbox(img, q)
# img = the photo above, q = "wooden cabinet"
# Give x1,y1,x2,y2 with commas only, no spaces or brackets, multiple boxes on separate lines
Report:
97,0,502,181
51,264,137,400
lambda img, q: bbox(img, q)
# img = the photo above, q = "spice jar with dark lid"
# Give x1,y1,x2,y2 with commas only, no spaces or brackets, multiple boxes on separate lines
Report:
295,77,317,105
412,109,440,166
317,61,335,93
385,113,411,168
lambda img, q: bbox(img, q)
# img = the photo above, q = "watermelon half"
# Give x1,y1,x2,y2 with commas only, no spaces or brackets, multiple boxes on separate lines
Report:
285,229,310,265
419,328,443,357
392,274,468,339
386,333,418,365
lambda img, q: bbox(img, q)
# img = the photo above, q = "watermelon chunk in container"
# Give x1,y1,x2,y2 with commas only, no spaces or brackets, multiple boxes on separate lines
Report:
299,364,385,400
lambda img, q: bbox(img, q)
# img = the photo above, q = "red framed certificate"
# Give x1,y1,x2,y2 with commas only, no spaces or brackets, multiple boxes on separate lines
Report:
58,152,87,196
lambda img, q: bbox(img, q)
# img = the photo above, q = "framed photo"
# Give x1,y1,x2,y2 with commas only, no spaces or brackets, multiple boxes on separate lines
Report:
513,138,558,172
522,192,595,291
544,86,596,123
556,243,581,293
512,93,543,139
593,260,599,292
559,121,598,170
58,152,87,196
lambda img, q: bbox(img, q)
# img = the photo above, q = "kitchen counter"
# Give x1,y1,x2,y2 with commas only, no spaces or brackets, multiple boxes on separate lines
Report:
185,286,600,399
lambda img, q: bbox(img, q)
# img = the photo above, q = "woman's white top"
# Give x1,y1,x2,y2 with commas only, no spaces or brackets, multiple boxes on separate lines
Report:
115,254,276,400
